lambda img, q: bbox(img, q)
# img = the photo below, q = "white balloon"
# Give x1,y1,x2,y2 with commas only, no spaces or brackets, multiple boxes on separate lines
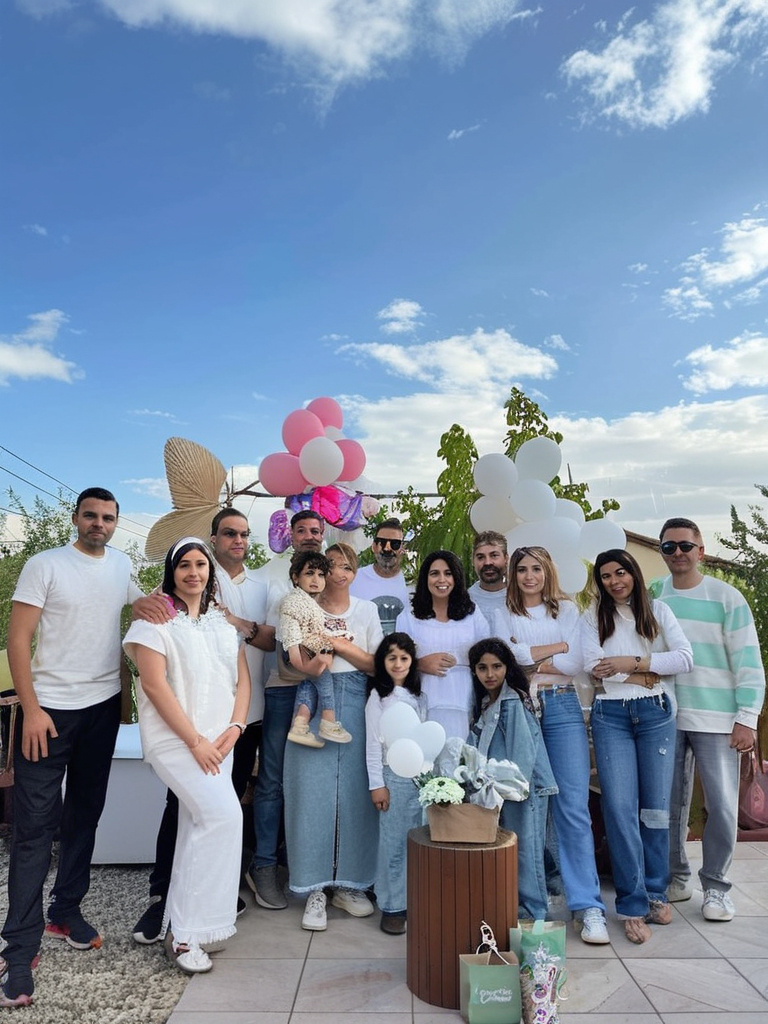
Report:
473,453,518,498
324,426,344,440
298,436,344,486
509,479,556,521
557,558,588,595
469,495,520,534
514,436,562,483
411,720,446,762
387,738,426,778
554,498,586,525
578,518,627,562
380,703,421,746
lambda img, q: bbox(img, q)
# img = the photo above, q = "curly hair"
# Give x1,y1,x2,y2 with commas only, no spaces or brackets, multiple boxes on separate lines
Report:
288,549,330,584
410,550,475,620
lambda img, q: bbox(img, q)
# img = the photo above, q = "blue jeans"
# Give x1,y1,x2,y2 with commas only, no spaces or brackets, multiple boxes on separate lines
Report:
539,688,605,914
591,695,675,918
669,730,739,893
250,685,297,870
375,766,423,914
294,669,334,717
1,694,120,965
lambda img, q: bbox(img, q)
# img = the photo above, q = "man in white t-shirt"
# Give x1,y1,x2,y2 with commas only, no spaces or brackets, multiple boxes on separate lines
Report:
349,518,411,633
468,531,508,629
131,508,276,945
1,488,164,1008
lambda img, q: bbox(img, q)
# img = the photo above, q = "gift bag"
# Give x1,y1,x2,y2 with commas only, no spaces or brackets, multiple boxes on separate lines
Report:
509,920,567,1024
738,736,768,832
460,922,521,1024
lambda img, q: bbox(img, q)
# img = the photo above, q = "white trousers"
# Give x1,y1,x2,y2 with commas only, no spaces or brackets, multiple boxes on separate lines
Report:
150,744,242,946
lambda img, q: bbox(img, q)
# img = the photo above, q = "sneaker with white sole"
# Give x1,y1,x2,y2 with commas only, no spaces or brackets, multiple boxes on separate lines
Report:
331,888,374,917
302,890,327,931
132,895,165,944
702,889,735,921
245,865,288,910
577,907,610,944
318,720,352,743
667,877,693,902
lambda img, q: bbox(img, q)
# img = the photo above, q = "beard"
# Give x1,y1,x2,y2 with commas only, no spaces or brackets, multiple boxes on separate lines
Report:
479,566,504,586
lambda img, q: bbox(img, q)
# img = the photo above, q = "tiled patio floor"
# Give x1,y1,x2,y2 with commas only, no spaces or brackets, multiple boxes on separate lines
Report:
167,841,768,1023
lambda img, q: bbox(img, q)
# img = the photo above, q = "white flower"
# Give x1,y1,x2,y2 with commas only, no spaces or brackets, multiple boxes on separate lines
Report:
417,776,465,808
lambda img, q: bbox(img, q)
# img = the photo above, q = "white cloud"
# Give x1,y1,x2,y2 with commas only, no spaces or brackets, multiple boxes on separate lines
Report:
663,208,768,317
628,262,648,273
121,477,171,500
562,0,768,129
129,408,180,420
0,309,80,385
530,287,549,298
24,223,48,236
341,327,558,393
447,123,481,141
681,331,768,393
544,333,570,351
93,0,526,97
377,298,424,335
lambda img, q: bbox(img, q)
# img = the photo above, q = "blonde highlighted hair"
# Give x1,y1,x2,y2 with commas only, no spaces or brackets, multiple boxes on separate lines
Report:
325,541,359,573
505,546,567,619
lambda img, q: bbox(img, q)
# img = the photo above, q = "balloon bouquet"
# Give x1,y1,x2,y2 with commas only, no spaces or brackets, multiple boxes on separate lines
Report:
470,436,626,594
258,396,379,553
377,704,447,778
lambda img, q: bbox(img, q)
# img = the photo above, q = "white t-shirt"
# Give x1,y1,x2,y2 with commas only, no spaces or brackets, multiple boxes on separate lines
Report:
12,542,141,710
468,582,507,630
123,608,239,760
349,565,411,634
328,595,384,673
216,565,268,723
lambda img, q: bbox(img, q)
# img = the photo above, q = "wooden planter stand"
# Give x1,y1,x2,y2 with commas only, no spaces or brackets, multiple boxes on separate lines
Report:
406,824,518,1009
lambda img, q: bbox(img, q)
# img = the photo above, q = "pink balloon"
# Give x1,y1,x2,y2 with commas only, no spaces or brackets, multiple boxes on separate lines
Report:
282,409,324,456
337,439,366,482
306,396,343,430
258,452,308,497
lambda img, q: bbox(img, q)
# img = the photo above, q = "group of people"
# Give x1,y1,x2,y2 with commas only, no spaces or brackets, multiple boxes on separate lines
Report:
0,490,764,1008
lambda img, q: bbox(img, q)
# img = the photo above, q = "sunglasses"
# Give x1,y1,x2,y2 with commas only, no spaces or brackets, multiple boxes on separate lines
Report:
375,537,403,551
660,541,699,555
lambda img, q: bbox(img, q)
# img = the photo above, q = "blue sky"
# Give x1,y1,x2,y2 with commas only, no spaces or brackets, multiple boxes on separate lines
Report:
2,0,768,556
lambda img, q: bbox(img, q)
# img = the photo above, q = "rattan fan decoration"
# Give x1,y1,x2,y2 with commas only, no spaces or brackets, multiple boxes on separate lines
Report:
144,438,228,561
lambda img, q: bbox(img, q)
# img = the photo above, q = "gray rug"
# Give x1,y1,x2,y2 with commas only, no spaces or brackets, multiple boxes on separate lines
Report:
0,835,187,1023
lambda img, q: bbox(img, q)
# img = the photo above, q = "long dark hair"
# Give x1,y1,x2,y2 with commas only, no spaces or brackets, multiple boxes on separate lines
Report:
468,637,529,719
592,548,659,644
162,540,217,616
411,550,475,620
368,632,421,700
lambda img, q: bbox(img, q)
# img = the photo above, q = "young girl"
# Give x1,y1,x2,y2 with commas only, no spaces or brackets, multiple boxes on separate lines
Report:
123,538,250,975
365,633,426,935
468,638,557,921
281,550,353,748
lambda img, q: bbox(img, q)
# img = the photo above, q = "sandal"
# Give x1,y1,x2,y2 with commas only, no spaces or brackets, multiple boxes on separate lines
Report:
164,931,212,975
624,917,652,944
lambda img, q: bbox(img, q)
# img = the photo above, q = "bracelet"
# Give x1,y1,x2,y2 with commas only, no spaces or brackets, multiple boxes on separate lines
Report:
188,733,205,749
228,721,247,735
245,622,260,646
634,656,641,669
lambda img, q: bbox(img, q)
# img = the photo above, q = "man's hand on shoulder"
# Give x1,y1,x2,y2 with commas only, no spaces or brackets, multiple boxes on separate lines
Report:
132,593,175,624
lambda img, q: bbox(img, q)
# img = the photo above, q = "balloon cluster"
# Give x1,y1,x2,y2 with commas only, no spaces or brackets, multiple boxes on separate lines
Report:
258,397,367,497
470,436,626,594
379,704,447,778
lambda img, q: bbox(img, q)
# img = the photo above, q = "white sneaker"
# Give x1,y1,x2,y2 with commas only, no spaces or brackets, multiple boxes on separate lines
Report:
171,942,212,974
302,890,327,931
702,889,735,921
577,907,610,945
331,888,374,917
667,877,693,902
318,720,352,744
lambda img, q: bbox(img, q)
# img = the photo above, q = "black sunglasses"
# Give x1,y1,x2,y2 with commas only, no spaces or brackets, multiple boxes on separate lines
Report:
375,537,403,551
660,541,698,555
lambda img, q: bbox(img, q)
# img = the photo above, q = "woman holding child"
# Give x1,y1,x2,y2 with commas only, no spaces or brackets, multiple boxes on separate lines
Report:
283,542,384,931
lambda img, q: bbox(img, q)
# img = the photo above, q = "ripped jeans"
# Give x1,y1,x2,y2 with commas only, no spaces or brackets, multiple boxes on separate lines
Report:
592,694,676,918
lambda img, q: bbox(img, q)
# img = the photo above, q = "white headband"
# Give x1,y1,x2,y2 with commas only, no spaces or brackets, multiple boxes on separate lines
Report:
171,536,209,561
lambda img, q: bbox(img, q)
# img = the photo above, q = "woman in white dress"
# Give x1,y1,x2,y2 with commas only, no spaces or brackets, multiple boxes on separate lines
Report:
396,550,489,740
123,538,250,974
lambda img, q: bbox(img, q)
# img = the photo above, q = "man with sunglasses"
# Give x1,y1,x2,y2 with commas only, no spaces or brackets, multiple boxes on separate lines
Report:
652,517,765,923
349,518,410,634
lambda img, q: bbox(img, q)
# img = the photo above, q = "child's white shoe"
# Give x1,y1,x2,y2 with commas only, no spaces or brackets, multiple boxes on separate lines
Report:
287,717,325,747
318,720,352,743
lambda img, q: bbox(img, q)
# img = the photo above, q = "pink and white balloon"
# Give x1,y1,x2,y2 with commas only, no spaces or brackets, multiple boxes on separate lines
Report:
259,396,368,495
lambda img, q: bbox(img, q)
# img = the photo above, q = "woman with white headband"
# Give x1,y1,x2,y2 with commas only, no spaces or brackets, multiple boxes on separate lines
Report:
123,537,250,975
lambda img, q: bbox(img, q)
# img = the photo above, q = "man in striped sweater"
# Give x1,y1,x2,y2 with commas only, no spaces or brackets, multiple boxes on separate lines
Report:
652,517,765,923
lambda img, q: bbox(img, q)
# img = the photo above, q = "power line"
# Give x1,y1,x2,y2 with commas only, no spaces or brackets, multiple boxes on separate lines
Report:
0,445,76,495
